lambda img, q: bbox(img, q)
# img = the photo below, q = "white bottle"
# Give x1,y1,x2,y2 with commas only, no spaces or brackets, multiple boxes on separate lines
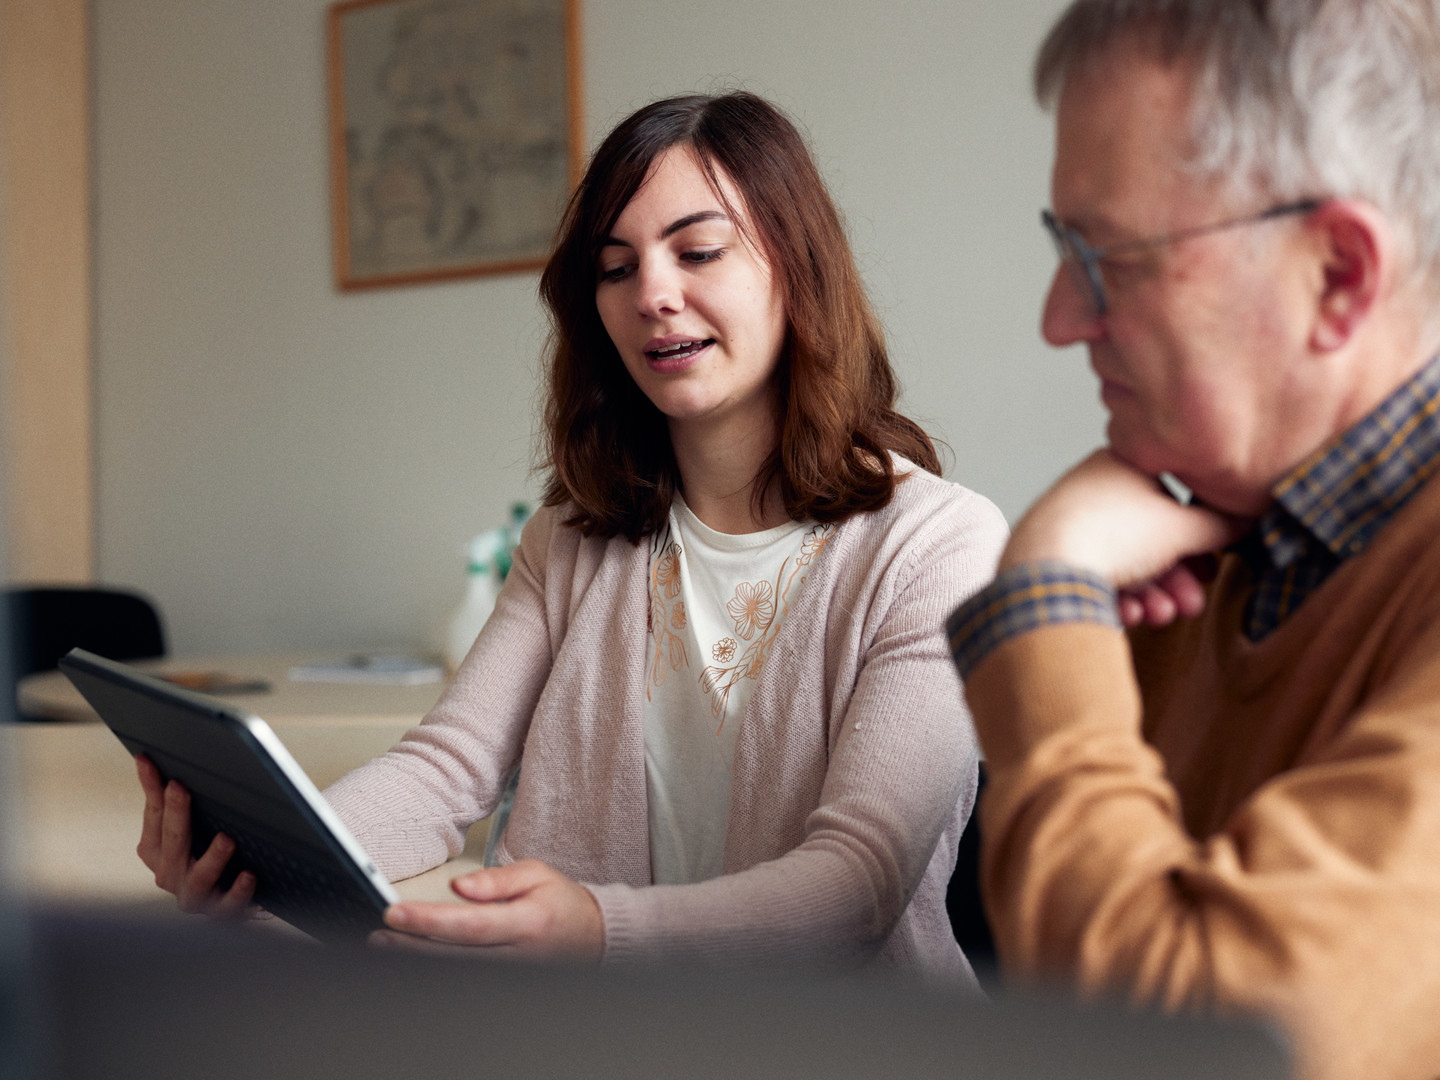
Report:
445,529,506,674
496,501,532,581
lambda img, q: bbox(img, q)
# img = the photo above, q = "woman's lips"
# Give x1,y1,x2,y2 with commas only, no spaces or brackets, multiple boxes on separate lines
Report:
644,337,714,372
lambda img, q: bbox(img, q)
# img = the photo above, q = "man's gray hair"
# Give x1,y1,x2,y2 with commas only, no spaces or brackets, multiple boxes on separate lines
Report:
1035,0,1440,293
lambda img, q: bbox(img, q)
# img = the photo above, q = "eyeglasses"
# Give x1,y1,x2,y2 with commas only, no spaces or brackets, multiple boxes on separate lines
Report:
1041,199,1322,317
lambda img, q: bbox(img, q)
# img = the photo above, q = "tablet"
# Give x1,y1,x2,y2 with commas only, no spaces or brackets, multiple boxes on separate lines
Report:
58,648,400,944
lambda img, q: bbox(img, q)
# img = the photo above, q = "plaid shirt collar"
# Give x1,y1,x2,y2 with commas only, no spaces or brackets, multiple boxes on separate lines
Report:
1236,352,1440,639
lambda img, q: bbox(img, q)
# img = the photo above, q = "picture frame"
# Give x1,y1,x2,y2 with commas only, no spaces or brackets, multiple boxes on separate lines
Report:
327,0,583,290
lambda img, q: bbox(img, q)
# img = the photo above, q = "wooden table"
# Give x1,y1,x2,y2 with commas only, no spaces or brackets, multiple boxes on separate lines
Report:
17,653,448,727
6,655,492,918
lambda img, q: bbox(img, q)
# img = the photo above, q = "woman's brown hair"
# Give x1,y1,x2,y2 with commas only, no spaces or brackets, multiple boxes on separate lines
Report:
539,91,939,541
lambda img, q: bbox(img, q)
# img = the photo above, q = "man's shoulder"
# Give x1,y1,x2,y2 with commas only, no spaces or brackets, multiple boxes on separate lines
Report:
1130,474,1440,681
1353,469,1440,609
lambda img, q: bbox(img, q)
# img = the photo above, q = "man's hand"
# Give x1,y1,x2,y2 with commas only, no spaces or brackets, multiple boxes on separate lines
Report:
1114,556,1222,627
371,859,604,961
1002,450,1246,627
136,755,256,918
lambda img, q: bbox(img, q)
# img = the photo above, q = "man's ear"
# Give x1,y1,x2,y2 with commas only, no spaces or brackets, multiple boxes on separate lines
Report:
1309,199,1389,353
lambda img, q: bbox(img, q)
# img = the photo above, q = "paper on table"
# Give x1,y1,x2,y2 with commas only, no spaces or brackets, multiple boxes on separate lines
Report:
287,653,445,686
157,671,273,695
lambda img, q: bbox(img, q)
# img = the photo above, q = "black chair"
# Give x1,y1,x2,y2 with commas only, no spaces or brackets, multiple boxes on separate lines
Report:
947,762,996,975
3,586,166,720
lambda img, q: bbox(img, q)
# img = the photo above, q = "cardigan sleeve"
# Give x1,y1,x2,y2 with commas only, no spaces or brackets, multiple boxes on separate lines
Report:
586,485,1009,973
963,618,1440,1080
322,508,563,882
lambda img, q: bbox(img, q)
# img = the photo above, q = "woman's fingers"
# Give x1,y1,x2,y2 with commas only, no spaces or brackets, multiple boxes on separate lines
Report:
155,780,194,893
134,760,251,919
380,859,603,960
175,832,233,913
169,827,255,918
135,756,167,872
209,869,258,921
448,858,551,903
384,897,519,947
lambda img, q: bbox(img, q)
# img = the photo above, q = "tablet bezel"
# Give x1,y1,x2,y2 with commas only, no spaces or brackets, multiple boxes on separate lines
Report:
58,648,400,944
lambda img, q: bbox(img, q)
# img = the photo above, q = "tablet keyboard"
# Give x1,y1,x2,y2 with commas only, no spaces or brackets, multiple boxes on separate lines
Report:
198,803,386,943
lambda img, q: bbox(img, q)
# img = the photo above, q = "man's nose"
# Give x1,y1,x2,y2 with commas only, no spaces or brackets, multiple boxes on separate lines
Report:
1041,264,1103,347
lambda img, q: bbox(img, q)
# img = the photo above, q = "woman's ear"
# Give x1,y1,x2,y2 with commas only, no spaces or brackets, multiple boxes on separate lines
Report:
1308,199,1390,353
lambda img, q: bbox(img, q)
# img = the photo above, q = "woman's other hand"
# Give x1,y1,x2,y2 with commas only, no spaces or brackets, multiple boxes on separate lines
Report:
135,754,256,918
371,859,603,961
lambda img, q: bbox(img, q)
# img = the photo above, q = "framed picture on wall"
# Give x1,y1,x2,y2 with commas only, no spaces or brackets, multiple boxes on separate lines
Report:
327,0,583,290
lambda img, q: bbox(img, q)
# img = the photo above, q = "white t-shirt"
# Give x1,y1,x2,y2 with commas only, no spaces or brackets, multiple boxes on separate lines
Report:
643,495,836,884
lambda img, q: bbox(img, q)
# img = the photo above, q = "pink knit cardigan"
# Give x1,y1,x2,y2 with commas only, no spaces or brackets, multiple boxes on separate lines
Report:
325,463,1006,982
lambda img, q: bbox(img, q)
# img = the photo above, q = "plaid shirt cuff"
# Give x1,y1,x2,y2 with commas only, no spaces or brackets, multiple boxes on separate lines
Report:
947,562,1121,679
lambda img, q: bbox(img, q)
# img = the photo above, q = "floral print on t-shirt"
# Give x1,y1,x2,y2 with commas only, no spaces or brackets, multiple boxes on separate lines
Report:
646,520,835,728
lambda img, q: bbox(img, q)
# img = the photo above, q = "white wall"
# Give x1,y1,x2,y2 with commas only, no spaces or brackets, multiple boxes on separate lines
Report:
92,0,1098,656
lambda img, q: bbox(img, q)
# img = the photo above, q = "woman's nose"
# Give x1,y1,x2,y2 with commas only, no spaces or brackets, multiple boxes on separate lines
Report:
635,259,683,319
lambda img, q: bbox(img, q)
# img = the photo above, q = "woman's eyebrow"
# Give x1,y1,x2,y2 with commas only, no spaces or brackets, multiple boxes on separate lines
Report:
661,210,729,238
598,209,730,251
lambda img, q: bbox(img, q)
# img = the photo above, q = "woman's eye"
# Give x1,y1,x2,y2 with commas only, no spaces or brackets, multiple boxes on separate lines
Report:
598,263,633,283
681,248,725,266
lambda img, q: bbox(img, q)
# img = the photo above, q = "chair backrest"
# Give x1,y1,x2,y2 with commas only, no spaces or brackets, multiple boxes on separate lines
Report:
947,762,995,972
3,587,166,683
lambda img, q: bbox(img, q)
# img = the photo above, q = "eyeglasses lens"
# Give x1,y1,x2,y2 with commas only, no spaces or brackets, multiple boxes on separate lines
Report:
1042,212,1105,317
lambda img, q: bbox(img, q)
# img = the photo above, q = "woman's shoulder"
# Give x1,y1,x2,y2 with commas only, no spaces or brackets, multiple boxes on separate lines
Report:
516,501,647,576
518,502,568,544
873,455,1010,546
816,457,1007,596
811,456,1007,617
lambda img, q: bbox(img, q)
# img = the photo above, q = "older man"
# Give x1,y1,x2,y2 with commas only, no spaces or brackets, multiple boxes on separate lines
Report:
948,3,1440,1079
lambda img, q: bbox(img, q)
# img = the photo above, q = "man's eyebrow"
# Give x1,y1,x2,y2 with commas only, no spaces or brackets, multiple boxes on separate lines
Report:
1060,209,1141,245
1051,208,1100,233
599,209,731,250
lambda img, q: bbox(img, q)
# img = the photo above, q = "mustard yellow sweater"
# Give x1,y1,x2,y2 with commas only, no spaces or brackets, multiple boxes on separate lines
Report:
966,474,1440,1080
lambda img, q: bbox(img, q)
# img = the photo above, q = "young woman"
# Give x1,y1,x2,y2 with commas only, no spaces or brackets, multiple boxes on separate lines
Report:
137,92,1007,984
